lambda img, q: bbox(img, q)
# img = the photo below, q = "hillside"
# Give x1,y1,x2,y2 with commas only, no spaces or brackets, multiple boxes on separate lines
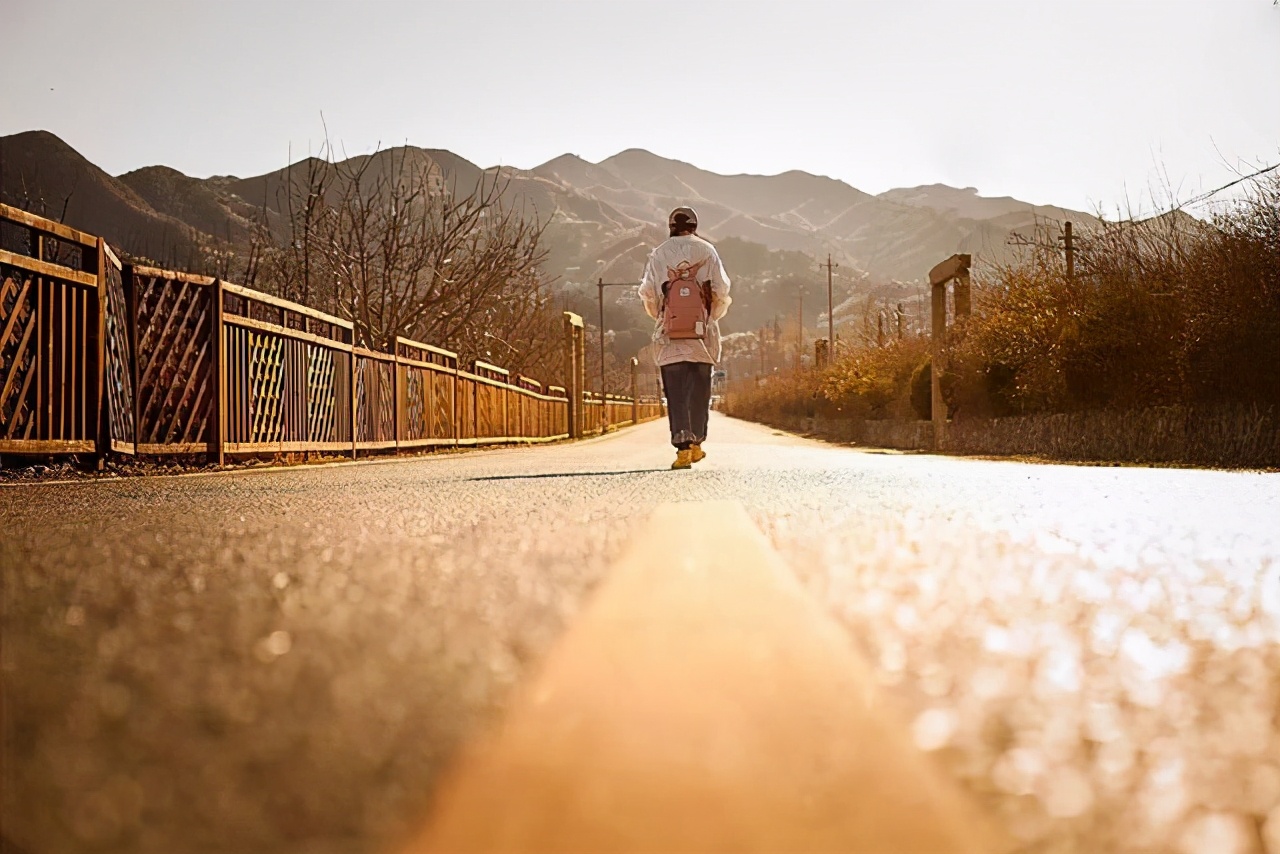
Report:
0,130,203,265
0,131,1099,320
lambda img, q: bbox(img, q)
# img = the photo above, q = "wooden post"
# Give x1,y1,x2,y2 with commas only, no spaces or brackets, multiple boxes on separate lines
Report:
564,313,577,439
93,238,108,469
124,264,141,455
631,357,639,425
350,342,359,460
576,325,586,435
954,271,971,319
425,358,435,444
394,348,403,455
821,253,838,358
1064,221,1074,281
796,290,804,373
930,282,947,447
564,312,585,439
598,279,606,405
503,383,511,440
925,254,972,451
208,278,225,465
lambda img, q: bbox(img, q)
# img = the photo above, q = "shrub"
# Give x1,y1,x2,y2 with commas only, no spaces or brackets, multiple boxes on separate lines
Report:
729,172,1280,431
954,172,1280,414
910,358,930,420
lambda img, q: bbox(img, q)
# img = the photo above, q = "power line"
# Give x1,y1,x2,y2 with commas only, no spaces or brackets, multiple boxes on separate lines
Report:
1173,161,1279,212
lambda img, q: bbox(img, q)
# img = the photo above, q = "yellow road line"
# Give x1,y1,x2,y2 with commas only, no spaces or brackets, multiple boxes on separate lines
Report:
411,500,1006,853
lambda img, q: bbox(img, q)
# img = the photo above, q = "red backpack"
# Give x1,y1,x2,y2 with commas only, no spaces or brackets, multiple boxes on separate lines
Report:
661,259,713,340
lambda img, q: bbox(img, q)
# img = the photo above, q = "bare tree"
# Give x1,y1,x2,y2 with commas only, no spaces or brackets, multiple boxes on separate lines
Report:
247,142,558,374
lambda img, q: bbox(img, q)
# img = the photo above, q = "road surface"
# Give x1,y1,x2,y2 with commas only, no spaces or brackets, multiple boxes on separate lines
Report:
2,414,1278,854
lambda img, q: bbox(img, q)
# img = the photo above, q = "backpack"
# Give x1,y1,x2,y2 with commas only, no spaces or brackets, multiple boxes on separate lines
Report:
661,259,713,340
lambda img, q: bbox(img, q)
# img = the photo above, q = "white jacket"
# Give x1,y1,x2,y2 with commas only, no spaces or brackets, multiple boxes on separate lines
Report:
638,234,732,367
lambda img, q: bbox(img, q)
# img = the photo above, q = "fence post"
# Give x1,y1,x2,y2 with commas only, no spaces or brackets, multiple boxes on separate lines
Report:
931,281,947,448
503,383,511,440
452,356,459,448
955,269,971,319
124,263,141,454
576,326,586,436
93,238,108,469
208,278,225,465
350,343,359,460
393,344,402,455
631,357,639,425
926,254,970,451
564,312,584,438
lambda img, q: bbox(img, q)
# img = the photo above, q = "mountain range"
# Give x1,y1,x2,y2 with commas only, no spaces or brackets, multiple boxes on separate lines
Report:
0,130,1095,287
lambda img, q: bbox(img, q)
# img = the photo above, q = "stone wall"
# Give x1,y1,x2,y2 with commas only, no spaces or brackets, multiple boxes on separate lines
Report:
740,405,1279,468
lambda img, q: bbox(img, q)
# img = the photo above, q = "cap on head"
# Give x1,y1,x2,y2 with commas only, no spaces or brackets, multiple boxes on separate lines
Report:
668,206,698,233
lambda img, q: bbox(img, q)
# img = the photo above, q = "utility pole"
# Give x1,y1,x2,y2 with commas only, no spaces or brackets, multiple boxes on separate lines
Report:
820,253,838,357
1063,221,1075,281
596,278,634,410
797,289,804,373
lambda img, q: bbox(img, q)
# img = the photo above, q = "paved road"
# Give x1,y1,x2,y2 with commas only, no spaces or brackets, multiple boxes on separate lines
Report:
2,414,1277,854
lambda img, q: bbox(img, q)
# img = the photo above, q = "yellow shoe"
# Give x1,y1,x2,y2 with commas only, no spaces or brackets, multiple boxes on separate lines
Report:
671,449,693,470
690,443,706,463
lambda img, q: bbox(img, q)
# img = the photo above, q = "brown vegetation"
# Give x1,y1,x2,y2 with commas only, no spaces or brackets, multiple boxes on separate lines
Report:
238,145,563,380
728,172,1280,466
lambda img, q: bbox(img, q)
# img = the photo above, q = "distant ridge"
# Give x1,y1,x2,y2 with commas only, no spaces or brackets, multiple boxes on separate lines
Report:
0,130,1097,283
0,130,202,265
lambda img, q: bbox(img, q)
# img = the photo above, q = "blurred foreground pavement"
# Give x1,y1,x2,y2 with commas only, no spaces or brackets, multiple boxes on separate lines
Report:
2,414,1278,854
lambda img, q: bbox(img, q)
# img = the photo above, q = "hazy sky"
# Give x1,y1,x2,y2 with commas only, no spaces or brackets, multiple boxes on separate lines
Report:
3,0,1278,215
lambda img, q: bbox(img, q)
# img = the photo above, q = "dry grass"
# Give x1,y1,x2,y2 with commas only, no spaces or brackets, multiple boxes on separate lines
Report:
727,174,1280,468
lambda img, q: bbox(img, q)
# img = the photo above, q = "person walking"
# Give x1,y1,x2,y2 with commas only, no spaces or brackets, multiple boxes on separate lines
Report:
638,206,732,470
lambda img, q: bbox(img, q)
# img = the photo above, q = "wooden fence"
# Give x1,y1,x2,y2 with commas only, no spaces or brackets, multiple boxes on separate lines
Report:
0,203,663,463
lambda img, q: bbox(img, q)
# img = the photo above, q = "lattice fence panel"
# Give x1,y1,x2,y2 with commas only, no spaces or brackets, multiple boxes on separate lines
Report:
307,344,339,443
356,357,396,444
0,268,37,440
101,258,135,449
355,358,367,442
0,267,38,440
135,273,211,446
282,339,308,443
248,332,285,444
333,350,352,444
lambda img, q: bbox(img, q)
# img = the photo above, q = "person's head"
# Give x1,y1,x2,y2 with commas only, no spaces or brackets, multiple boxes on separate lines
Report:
668,206,698,237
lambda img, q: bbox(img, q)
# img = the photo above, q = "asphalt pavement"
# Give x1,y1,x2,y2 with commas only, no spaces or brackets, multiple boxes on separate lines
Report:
2,414,1277,854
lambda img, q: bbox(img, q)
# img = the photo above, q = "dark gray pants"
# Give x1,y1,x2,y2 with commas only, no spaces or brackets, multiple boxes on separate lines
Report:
660,361,713,449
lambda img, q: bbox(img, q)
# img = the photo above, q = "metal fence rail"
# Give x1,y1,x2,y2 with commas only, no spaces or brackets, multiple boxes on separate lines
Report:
0,203,665,463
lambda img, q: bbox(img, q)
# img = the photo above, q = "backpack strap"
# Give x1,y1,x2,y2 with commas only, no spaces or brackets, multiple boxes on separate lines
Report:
666,258,708,283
